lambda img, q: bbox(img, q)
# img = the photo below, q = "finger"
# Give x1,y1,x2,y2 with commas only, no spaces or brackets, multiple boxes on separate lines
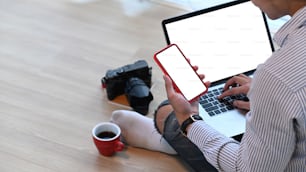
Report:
223,77,239,91
204,81,211,88
199,74,205,80
218,90,230,99
218,86,244,99
238,74,252,83
239,74,248,78
233,100,250,111
223,75,247,91
234,75,250,85
193,65,199,71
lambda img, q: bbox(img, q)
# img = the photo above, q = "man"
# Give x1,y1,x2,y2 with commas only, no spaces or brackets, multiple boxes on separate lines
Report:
112,0,306,171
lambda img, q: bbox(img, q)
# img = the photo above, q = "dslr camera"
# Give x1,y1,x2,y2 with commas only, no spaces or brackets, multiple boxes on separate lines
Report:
101,60,153,115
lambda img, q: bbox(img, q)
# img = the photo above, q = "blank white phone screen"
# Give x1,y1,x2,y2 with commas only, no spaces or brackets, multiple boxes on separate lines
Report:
155,45,207,101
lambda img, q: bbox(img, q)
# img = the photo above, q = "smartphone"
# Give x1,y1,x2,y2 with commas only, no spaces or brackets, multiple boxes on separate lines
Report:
154,44,208,102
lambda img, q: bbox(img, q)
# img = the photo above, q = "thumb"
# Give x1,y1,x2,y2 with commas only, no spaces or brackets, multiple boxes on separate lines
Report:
163,75,175,97
164,75,174,93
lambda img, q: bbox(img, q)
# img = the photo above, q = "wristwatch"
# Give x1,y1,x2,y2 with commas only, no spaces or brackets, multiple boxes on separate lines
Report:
180,114,203,135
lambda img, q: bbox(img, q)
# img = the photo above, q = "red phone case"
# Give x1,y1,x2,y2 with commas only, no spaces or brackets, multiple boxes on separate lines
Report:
153,44,207,102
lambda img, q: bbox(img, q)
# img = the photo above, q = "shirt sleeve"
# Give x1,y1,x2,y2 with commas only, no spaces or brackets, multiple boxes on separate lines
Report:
188,121,241,171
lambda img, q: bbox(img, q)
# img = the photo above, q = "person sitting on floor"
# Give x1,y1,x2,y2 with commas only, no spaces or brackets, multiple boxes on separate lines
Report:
111,0,306,171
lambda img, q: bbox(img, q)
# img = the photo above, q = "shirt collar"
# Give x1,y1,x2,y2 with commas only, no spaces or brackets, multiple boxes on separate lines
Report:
273,6,306,47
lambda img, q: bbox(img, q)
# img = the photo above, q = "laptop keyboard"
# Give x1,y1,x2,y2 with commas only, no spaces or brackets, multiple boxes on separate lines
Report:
199,87,249,116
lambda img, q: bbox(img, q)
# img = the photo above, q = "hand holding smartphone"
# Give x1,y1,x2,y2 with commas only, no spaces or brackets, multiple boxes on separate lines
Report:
154,44,208,102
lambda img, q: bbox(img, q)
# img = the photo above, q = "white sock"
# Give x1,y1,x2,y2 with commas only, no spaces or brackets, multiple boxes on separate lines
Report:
111,110,177,155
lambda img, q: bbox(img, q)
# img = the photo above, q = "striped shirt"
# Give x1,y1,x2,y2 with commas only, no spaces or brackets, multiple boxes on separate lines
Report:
188,6,306,172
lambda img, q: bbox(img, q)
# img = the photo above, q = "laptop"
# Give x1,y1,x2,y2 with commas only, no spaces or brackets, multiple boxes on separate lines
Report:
161,0,274,137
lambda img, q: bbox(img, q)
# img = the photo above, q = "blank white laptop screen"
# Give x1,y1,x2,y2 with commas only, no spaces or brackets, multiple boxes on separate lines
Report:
162,0,274,84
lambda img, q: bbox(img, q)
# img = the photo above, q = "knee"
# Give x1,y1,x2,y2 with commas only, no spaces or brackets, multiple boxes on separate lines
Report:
154,113,163,134
154,105,173,134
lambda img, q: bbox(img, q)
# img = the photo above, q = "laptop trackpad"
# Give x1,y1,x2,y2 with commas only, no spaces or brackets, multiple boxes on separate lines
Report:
199,108,246,137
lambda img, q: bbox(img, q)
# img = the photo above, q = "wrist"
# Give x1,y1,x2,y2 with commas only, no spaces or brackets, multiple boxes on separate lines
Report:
180,114,203,135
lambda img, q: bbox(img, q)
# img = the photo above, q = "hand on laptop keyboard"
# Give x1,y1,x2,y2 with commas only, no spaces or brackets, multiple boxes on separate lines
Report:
199,87,249,116
218,74,251,111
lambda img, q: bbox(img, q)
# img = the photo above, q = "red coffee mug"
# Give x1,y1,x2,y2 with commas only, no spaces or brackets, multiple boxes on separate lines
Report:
92,122,124,156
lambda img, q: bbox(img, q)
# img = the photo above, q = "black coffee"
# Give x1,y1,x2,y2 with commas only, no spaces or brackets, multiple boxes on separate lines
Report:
97,131,116,139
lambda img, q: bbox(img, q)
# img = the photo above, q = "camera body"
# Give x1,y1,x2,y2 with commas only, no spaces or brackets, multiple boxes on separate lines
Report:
101,60,152,100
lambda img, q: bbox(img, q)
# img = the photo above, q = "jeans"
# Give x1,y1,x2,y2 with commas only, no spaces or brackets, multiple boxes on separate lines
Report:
154,100,217,172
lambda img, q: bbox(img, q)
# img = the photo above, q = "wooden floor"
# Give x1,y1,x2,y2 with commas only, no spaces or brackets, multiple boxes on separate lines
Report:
1,0,288,171
0,0,199,171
